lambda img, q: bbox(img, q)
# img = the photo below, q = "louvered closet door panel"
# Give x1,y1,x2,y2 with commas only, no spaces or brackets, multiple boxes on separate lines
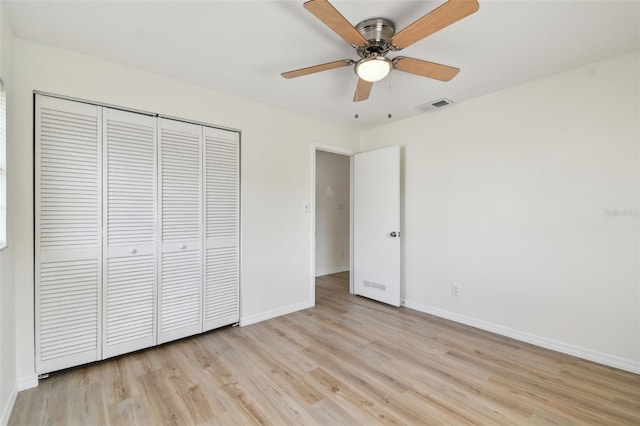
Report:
35,95,102,373
103,108,157,358
203,127,240,331
158,118,203,343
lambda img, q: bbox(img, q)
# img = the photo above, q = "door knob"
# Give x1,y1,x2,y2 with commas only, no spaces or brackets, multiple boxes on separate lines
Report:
129,248,137,254
389,231,399,238
179,244,187,249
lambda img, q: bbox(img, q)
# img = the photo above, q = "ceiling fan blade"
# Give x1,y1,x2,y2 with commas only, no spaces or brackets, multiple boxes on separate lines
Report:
281,59,354,79
353,78,373,102
393,57,459,81
390,0,479,50
304,0,368,47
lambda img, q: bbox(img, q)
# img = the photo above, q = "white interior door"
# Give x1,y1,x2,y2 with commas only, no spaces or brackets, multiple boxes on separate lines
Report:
102,108,157,358
158,118,203,344
353,145,401,306
35,95,102,373
203,126,240,331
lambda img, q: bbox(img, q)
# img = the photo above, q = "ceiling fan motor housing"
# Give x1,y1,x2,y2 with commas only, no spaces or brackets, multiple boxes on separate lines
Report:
355,18,395,57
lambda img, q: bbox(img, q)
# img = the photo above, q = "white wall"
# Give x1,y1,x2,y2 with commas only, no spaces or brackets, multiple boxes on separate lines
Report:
0,0,15,423
359,51,640,372
12,39,358,385
315,150,350,276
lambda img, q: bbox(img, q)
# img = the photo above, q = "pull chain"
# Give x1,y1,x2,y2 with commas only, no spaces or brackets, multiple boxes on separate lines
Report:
387,75,392,119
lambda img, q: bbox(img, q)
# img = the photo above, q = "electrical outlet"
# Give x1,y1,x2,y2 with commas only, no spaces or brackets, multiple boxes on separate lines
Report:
452,283,460,297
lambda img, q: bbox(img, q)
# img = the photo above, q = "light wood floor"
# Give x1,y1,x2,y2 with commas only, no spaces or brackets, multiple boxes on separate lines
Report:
10,272,640,425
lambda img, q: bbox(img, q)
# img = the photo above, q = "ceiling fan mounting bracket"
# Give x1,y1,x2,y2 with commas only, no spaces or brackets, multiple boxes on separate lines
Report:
355,18,396,58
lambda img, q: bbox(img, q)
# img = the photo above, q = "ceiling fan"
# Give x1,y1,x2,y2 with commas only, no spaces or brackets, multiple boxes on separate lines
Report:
281,0,479,102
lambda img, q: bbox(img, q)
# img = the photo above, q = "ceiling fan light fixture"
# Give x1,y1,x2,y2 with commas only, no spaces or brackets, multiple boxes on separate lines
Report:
355,56,392,82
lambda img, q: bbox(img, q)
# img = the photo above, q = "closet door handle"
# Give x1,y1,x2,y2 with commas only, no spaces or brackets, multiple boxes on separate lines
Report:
179,244,187,249
129,248,137,254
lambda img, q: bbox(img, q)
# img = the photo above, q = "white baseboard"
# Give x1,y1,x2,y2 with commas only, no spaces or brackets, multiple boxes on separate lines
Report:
0,383,17,426
240,300,314,327
0,374,38,425
17,374,38,391
403,300,640,374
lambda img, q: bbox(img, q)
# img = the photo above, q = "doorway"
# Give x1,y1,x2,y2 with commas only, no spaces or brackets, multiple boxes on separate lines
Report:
312,145,354,302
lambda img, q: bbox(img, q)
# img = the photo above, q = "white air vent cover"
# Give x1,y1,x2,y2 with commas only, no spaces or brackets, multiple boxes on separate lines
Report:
364,280,386,291
416,98,454,113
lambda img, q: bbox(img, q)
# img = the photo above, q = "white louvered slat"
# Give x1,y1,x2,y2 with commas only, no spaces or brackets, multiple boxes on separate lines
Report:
35,95,102,374
160,250,201,340
106,111,156,246
160,122,201,242
105,255,154,347
39,106,99,249
39,260,98,360
203,127,240,331
103,108,157,358
158,118,202,343
205,247,239,329
205,129,239,240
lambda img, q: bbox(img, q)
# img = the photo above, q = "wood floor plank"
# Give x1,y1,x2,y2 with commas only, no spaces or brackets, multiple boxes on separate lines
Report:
136,369,191,425
67,381,108,426
308,367,406,425
213,332,320,425
107,396,152,426
309,397,365,425
9,272,640,425
234,328,325,406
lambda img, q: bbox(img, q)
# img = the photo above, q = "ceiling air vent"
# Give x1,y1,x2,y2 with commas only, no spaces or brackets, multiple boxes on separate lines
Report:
416,98,454,113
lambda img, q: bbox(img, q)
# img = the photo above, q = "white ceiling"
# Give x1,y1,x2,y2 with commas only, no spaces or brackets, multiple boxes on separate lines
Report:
5,0,640,130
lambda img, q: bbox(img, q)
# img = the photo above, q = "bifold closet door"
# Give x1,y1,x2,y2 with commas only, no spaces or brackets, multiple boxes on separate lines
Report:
158,118,203,343
35,95,102,373
203,127,240,331
102,108,157,358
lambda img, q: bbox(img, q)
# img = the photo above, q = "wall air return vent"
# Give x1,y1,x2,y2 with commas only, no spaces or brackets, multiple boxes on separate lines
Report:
416,98,454,113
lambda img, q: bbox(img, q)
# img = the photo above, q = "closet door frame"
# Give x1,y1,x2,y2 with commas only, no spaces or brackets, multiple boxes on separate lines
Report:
35,93,242,373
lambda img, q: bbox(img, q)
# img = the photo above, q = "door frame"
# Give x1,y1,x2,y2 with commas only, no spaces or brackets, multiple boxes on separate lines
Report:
311,143,355,305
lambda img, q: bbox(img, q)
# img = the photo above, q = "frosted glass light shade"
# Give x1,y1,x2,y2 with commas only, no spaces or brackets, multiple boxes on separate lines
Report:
355,57,392,82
